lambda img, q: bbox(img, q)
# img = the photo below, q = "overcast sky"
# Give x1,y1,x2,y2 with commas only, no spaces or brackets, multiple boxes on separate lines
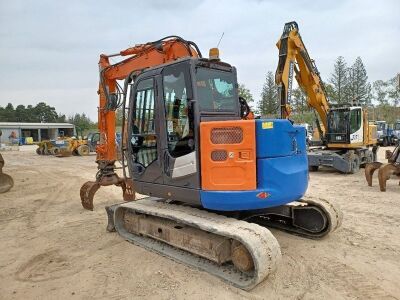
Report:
0,0,399,120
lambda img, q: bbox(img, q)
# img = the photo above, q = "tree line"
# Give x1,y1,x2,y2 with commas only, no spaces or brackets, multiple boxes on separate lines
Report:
238,56,399,123
0,102,95,136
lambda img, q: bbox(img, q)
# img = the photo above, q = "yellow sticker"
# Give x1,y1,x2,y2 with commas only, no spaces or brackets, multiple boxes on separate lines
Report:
262,122,274,129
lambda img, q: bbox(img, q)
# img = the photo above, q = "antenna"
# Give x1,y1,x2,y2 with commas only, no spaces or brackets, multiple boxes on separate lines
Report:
216,32,225,48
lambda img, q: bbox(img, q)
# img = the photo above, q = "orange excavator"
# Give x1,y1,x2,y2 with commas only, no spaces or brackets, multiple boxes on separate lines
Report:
80,33,341,290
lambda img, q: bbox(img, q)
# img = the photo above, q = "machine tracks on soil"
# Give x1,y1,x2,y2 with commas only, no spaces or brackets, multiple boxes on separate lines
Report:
107,198,282,290
316,258,398,299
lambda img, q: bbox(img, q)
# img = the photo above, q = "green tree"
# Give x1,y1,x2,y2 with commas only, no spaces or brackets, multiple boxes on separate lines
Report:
238,83,255,111
292,87,308,114
1,103,16,121
386,75,400,107
329,56,349,104
57,113,67,123
33,102,58,122
259,71,278,116
68,113,94,137
238,83,254,103
14,105,29,122
0,101,74,123
372,80,389,105
346,57,371,106
324,83,335,103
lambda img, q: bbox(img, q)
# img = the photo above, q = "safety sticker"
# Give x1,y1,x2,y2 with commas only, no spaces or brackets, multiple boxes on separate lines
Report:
262,122,274,129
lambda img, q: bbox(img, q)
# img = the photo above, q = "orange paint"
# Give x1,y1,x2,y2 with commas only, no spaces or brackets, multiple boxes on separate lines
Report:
200,120,256,191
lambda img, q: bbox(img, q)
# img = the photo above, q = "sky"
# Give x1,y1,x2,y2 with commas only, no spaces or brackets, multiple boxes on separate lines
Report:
0,0,399,120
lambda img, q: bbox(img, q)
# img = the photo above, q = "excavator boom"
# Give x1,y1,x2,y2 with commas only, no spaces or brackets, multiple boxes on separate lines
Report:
275,22,329,133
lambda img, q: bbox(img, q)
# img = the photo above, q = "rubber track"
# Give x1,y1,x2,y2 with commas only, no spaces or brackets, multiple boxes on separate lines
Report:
301,195,343,233
244,196,343,239
110,198,282,290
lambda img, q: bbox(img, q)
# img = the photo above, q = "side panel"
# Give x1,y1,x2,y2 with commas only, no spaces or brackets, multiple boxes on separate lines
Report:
200,120,256,191
256,119,306,158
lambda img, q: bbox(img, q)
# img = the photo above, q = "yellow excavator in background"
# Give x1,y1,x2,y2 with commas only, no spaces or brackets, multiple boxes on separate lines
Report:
0,130,14,193
275,22,377,173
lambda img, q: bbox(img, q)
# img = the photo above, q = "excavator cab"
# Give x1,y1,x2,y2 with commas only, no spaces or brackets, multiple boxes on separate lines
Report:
125,58,245,206
122,56,312,211
327,106,363,145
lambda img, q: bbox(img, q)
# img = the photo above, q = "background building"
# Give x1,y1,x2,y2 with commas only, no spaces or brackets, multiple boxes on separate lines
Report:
0,122,76,144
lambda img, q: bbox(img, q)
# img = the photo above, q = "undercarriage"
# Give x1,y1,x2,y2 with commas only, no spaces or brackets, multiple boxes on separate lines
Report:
105,196,342,290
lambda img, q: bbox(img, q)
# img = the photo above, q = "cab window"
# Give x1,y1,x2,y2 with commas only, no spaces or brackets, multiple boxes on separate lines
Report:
195,68,237,112
350,108,362,134
131,78,157,167
163,64,194,158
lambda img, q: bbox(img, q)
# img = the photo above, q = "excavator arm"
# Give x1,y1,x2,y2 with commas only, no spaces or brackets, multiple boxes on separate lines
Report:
81,36,202,210
275,22,330,135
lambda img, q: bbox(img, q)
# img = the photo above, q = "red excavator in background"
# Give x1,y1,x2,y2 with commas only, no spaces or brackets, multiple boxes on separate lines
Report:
80,32,341,290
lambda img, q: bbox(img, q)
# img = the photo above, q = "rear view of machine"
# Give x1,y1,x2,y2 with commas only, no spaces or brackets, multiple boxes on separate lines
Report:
80,32,342,290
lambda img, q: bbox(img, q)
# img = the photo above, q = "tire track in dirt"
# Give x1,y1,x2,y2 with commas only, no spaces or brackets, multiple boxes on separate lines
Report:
15,250,84,283
314,257,398,299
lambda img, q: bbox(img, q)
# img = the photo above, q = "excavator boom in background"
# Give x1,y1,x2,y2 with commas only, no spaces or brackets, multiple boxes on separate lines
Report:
80,29,342,289
275,21,377,174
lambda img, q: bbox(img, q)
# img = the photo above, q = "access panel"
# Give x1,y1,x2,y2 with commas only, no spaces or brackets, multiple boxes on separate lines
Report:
200,120,256,191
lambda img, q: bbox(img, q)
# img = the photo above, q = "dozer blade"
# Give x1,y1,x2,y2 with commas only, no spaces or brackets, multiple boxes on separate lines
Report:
106,198,281,290
365,162,383,187
0,173,14,194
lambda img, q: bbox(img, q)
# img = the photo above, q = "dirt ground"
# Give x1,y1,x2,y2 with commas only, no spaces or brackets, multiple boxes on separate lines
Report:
0,146,399,299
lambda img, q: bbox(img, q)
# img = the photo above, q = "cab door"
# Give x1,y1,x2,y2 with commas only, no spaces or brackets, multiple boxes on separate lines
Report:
159,62,199,190
349,107,364,144
128,76,163,184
